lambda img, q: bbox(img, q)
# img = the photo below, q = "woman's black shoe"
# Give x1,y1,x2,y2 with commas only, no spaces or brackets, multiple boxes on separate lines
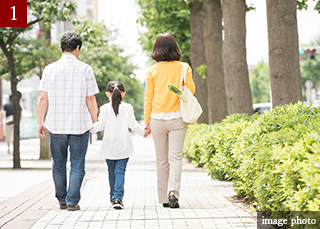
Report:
163,203,169,207
168,195,180,208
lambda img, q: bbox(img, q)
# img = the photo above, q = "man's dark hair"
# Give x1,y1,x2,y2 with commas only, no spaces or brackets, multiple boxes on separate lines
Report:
60,32,82,52
151,33,181,62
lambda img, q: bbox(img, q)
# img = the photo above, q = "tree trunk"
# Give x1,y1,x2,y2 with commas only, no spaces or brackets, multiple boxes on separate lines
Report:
11,81,22,169
0,38,22,168
202,0,228,123
266,0,302,107
221,0,254,115
38,20,52,160
190,0,209,124
8,51,21,169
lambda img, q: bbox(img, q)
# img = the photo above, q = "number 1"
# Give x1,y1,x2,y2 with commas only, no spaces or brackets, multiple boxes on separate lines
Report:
11,6,17,21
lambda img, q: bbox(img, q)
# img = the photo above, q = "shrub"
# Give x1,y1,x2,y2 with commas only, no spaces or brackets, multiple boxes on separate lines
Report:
184,113,258,180
232,103,320,210
202,113,258,181
183,123,212,166
184,102,320,212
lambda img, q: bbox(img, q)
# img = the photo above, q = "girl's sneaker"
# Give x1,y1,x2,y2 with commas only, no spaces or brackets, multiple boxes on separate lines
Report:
112,199,124,210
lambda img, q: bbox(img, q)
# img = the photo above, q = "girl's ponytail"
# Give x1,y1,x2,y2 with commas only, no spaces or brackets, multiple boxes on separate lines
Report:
112,87,122,117
106,81,125,117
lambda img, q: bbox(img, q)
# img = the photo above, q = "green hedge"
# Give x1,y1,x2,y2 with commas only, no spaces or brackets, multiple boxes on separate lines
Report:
183,102,320,212
183,123,213,166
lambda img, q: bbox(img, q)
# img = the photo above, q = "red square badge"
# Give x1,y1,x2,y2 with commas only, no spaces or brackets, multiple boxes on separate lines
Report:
0,0,27,27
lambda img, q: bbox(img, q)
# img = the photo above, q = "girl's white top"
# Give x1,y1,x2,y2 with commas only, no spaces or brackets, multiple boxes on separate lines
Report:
90,102,146,160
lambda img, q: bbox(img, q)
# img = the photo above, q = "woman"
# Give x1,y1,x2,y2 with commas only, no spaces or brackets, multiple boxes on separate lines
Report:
144,33,195,208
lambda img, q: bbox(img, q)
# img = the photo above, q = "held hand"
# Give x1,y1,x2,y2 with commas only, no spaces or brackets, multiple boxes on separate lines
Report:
143,130,148,138
143,129,151,138
144,124,151,131
143,124,151,138
37,124,47,138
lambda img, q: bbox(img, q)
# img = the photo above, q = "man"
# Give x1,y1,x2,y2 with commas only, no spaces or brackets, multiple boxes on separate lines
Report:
37,32,99,211
0,95,22,154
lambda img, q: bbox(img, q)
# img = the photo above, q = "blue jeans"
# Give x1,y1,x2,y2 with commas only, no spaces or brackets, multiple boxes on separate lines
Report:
50,131,89,205
106,158,129,202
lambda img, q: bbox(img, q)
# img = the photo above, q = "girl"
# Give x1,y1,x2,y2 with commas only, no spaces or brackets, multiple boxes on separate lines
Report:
90,81,149,209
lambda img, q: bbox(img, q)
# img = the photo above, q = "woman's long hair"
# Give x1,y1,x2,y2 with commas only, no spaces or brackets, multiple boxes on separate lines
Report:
106,81,125,117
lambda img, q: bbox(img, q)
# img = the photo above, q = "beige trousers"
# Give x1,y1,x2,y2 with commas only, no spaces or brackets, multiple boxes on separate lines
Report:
150,118,187,203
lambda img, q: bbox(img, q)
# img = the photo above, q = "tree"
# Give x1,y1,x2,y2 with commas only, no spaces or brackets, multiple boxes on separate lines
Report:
266,0,302,108
202,0,228,123
189,0,208,123
0,37,53,168
137,0,191,63
296,0,320,13
221,0,254,115
0,0,76,168
249,61,270,104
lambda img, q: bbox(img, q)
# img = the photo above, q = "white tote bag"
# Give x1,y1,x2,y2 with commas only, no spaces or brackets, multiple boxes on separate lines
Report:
179,62,203,123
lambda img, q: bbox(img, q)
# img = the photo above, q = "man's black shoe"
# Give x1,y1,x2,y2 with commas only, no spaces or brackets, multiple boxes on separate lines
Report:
169,195,180,208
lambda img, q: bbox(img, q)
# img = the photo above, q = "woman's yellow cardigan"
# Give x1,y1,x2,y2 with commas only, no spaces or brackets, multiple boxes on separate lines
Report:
144,61,196,124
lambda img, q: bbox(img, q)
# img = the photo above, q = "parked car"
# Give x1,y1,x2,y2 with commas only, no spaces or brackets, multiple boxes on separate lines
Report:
253,103,271,114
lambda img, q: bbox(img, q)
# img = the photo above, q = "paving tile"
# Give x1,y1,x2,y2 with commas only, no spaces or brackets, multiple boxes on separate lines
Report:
1,134,257,229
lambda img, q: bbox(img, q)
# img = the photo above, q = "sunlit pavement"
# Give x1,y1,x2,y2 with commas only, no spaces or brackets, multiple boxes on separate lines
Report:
0,138,40,157
0,134,257,229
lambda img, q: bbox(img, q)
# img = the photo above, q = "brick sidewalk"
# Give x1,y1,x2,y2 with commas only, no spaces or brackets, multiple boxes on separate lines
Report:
0,135,257,229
